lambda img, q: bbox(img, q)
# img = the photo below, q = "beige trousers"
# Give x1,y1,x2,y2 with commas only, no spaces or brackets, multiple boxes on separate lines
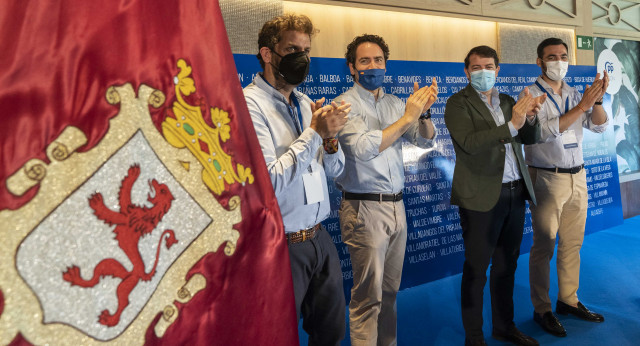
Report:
528,167,588,313
339,198,407,346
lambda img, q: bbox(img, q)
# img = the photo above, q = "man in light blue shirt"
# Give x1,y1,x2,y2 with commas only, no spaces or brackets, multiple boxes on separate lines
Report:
243,14,350,345
334,34,436,346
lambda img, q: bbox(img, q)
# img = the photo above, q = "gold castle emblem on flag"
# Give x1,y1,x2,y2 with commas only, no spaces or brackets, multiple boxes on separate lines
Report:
162,59,254,195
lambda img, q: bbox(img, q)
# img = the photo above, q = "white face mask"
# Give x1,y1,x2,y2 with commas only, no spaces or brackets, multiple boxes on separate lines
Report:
544,61,569,81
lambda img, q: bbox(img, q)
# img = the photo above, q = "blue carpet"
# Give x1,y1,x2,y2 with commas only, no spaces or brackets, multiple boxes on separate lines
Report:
300,215,640,345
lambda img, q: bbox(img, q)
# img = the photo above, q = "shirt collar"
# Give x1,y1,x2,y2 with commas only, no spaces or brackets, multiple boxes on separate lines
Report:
536,76,569,95
354,81,385,103
473,87,499,103
254,73,302,105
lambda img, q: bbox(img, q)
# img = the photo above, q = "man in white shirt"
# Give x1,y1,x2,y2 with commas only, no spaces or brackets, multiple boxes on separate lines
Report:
523,37,608,338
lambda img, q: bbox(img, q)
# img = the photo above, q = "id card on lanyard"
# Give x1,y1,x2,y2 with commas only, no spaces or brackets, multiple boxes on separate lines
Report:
535,81,577,149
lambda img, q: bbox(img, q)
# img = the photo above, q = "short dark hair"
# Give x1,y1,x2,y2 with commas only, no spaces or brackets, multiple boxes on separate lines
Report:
464,45,499,69
256,13,317,69
537,38,568,59
345,34,390,68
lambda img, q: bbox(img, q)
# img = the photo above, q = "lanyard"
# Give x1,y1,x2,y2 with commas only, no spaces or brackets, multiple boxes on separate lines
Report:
289,94,313,173
535,81,569,114
261,74,305,135
289,95,304,135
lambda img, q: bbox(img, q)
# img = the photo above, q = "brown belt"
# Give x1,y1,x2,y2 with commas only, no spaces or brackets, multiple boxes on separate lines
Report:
286,224,321,244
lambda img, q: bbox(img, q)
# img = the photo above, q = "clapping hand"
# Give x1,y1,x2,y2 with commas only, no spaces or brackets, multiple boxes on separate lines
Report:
579,70,608,109
405,82,434,121
512,87,534,129
419,78,438,113
526,93,546,117
310,97,350,138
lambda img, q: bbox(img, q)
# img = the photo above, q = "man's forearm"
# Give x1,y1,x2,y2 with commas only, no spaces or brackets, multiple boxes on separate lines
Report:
591,105,607,125
418,118,435,140
380,116,413,152
558,107,584,133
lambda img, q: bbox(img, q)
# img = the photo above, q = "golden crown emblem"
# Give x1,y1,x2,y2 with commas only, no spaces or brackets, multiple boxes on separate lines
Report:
162,59,254,195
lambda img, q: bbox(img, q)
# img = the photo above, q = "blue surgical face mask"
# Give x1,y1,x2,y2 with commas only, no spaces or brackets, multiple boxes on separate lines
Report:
469,69,496,92
357,68,385,90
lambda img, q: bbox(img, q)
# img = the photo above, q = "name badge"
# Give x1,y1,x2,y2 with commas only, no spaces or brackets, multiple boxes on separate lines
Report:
562,130,579,149
302,170,325,205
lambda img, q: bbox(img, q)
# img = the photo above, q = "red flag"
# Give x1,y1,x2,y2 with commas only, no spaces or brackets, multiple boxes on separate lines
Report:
0,1,298,345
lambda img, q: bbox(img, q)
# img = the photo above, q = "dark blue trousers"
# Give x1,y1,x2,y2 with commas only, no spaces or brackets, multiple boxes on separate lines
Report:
288,226,346,346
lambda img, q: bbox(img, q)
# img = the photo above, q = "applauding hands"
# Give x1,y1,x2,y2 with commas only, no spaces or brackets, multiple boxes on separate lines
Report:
512,87,534,130
578,70,609,111
406,78,439,121
309,97,351,138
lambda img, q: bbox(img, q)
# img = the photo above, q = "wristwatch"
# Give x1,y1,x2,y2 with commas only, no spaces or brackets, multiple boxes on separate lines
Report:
419,109,432,121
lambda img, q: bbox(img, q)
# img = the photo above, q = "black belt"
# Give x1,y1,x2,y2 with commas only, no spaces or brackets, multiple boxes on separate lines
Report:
343,191,403,202
502,179,523,190
532,164,584,174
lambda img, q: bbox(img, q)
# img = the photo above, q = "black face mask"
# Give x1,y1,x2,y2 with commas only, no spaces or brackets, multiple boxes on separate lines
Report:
271,50,310,85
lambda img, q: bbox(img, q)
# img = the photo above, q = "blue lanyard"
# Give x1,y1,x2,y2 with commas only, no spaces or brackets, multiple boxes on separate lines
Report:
535,81,569,114
289,95,304,135
261,74,305,135
289,94,312,173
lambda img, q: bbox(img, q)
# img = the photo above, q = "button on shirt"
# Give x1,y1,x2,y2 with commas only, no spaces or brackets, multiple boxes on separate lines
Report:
522,77,609,168
334,83,434,194
244,74,345,233
476,88,522,183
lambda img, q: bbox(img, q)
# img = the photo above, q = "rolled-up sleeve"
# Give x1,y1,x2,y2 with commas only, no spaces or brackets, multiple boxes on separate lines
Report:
584,113,608,133
402,93,435,148
575,91,609,133
341,119,382,161
319,144,345,178
336,94,383,162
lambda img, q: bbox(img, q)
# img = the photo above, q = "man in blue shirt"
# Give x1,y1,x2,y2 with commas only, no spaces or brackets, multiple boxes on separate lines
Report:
335,34,436,346
244,14,350,345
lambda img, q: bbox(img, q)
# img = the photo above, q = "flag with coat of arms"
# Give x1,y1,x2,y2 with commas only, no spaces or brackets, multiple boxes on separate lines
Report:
0,1,298,345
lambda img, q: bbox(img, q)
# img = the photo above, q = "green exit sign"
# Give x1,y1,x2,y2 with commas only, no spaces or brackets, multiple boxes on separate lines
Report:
577,35,593,50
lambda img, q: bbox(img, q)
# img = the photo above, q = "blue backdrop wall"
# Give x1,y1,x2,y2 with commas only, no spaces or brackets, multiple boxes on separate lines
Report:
234,54,624,299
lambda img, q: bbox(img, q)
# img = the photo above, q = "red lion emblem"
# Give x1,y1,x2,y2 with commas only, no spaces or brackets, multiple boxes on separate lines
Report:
62,164,177,327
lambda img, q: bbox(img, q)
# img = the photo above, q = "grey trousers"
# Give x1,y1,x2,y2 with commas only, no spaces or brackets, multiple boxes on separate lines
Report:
339,199,407,346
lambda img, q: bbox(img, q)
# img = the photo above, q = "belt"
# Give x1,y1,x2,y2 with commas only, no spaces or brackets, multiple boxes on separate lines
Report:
532,164,584,174
343,191,403,202
502,179,523,189
286,224,321,244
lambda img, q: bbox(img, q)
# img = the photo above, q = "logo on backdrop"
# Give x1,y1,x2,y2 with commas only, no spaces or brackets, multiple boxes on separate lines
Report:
597,49,623,94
